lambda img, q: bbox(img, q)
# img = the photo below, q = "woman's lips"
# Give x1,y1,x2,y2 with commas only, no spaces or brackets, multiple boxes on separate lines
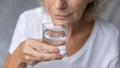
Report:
54,13,72,20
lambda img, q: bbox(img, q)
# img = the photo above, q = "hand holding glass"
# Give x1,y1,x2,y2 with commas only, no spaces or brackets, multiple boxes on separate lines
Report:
42,23,68,57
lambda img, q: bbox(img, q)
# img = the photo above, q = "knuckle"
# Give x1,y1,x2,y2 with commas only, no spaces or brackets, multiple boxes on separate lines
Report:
24,55,37,65
22,44,30,54
42,44,53,50
27,59,39,65
28,61,35,65
22,39,33,51
24,55,31,61
22,48,29,55
24,38,33,45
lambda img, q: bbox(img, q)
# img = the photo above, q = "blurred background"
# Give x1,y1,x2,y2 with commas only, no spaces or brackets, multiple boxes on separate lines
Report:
0,0,120,67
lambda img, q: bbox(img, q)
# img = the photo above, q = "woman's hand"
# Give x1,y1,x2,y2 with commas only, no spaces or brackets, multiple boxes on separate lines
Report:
4,38,62,68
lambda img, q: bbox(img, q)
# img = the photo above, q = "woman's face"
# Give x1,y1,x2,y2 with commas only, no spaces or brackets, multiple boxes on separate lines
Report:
43,0,89,25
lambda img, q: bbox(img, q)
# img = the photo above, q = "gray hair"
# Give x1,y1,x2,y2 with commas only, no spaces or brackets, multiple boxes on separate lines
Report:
83,0,108,21
38,0,108,21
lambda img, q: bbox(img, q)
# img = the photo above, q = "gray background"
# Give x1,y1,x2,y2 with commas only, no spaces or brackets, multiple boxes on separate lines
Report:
0,0,120,68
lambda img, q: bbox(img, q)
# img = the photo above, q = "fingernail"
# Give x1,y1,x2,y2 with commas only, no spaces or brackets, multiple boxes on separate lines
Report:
54,48,59,53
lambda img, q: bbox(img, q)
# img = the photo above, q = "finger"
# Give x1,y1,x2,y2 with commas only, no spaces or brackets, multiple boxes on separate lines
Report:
39,53,63,61
23,46,42,64
39,43,59,53
24,55,39,65
25,38,59,53
24,46,62,62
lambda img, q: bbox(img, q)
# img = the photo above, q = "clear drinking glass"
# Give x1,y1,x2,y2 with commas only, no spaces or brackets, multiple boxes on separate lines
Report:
42,23,68,57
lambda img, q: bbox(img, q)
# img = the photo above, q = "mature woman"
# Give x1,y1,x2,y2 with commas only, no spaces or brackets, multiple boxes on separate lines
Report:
4,0,119,68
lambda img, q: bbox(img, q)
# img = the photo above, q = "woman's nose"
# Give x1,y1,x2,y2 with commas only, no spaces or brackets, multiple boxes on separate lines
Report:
55,0,67,10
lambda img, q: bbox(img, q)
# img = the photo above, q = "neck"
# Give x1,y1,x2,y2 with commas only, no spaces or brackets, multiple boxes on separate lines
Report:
66,19,95,57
